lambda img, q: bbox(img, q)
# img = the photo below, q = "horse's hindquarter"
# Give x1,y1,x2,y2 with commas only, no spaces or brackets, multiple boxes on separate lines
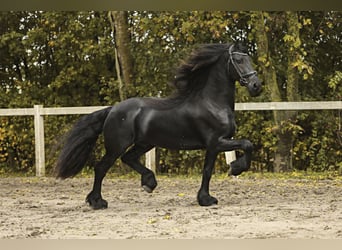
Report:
102,98,144,151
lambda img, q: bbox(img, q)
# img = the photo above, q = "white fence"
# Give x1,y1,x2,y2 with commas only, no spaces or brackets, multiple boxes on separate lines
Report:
0,101,341,176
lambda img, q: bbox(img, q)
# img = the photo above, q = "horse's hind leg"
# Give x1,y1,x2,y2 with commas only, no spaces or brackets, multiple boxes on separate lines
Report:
86,153,118,209
121,144,157,193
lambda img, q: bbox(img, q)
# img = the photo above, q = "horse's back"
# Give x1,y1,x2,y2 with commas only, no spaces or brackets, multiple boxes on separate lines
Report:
135,98,208,149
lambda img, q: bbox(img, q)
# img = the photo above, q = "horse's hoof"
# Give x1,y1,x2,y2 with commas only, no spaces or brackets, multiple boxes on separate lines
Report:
198,195,218,206
86,193,108,209
229,167,244,176
141,172,157,192
142,185,153,193
89,199,108,210
229,159,247,176
228,167,241,176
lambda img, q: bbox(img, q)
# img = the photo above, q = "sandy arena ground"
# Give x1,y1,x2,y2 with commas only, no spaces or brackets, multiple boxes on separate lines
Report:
0,176,341,239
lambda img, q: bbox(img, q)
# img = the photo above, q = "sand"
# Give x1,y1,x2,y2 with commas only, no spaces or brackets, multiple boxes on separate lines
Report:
0,176,341,239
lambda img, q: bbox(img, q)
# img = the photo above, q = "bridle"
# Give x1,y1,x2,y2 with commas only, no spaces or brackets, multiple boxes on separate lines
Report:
228,44,257,86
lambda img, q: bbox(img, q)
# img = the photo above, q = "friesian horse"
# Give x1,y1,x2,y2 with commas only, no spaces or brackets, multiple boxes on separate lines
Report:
56,42,262,209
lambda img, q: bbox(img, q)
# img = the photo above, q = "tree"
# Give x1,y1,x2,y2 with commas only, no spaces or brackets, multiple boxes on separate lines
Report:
108,11,134,100
251,11,314,172
251,12,284,171
1,11,341,175
0,11,117,172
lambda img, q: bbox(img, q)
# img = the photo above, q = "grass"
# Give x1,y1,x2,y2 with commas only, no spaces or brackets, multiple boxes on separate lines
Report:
0,166,341,182
240,170,342,181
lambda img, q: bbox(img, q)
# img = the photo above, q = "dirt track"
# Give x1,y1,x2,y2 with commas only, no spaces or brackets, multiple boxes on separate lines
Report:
0,176,341,239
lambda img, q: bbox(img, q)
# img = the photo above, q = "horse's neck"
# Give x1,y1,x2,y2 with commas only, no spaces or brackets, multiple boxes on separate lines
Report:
200,66,236,111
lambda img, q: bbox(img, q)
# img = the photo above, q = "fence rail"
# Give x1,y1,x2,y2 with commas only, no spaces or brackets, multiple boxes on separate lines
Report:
1,101,341,176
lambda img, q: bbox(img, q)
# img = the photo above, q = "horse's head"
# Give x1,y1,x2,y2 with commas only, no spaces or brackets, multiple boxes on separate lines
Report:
228,43,262,97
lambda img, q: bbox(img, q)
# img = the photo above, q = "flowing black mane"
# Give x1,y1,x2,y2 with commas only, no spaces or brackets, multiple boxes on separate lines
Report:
170,43,233,94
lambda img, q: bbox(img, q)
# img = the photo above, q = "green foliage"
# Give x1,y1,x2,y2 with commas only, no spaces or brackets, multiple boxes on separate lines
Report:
0,117,34,174
293,110,342,172
0,11,341,175
0,11,116,174
328,71,342,94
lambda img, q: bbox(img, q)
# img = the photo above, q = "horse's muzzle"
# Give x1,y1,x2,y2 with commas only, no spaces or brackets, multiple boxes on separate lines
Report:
247,76,262,97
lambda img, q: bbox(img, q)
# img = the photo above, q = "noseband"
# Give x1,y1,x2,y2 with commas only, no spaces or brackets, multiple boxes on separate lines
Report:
228,45,257,86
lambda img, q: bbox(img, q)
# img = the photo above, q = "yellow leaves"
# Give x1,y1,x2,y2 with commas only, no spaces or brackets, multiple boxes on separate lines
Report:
301,49,307,56
283,34,294,42
147,212,172,225
328,71,342,91
212,30,221,39
293,38,302,48
258,55,267,63
283,34,301,48
303,18,312,26
48,40,55,47
147,218,158,224
292,60,309,72
326,21,333,29
185,34,195,43
232,13,239,20
296,22,303,29
163,213,172,220
258,55,270,68
0,126,6,157
305,65,314,75
180,21,192,34
291,60,314,79
0,128,5,141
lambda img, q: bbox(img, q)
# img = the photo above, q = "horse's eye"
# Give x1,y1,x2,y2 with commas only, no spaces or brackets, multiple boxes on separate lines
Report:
235,58,243,64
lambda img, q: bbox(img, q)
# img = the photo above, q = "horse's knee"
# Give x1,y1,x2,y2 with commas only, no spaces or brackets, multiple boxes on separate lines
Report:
243,140,253,152
121,151,136,165
121,154,131,165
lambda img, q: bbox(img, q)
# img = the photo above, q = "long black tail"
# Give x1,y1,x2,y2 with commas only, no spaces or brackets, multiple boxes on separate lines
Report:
56,107,112,179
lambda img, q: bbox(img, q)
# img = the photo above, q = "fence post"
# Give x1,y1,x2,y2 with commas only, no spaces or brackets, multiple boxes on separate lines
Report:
34,105,45,177
145,148,156,173
225,151,236,165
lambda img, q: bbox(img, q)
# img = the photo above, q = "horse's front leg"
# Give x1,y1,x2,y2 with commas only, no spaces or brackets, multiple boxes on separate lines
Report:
217,138,254,176
197,150,219,206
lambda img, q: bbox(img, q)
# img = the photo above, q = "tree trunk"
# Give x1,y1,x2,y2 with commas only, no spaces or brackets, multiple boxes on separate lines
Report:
273,12,302,172
108,11,134,100
252,12,282,102
252,11,300,172
285,11,301,103
274,11,302,172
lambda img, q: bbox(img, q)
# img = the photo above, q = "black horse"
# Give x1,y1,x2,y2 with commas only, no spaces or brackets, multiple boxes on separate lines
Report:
56,42,262,209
